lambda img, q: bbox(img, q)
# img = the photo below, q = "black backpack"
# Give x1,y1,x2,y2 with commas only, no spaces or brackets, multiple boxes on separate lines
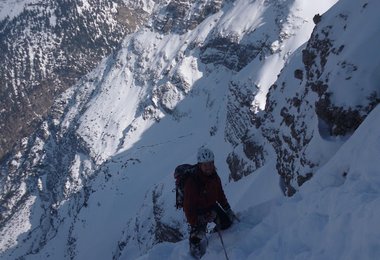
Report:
173,164,197,209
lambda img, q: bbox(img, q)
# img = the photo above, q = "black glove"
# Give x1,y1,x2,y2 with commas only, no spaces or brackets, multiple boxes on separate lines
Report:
225,207,235,222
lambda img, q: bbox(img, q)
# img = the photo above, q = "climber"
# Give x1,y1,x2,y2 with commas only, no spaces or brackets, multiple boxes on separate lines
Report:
183,147,235,258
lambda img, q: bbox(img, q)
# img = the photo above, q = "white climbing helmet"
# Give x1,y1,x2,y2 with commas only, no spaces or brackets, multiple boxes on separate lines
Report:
197,147,214,163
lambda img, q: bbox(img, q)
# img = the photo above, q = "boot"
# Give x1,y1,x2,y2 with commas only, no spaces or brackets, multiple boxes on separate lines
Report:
189,238,206,259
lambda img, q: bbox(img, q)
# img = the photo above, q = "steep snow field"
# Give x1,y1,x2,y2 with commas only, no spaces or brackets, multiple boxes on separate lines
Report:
136,104,380,260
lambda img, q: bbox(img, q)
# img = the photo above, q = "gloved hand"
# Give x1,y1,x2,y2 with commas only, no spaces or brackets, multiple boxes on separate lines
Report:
205,210,217,223
225,208,235,223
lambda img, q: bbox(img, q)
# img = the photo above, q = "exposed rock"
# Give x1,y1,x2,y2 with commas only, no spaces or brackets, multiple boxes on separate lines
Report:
225,80,257,146
200,36,270,71
152,184,183,243
113,184,183,259
259,9,380,195
153,0,224,34
227,132,267,182
313,14,322,24
294,69,303,80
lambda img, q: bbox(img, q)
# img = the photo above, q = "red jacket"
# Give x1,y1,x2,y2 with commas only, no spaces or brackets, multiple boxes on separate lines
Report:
183,166,230,226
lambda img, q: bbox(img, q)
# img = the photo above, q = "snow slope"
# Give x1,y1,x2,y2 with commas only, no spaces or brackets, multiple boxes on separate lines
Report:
0,0,33,20
137,105,380,260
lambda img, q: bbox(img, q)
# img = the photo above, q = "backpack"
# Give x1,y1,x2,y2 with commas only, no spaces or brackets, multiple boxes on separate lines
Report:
174,164,197,209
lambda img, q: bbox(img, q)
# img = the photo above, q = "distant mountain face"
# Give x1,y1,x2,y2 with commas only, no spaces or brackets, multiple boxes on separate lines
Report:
0,0,149,160
1,0,379,259
232,1,380,195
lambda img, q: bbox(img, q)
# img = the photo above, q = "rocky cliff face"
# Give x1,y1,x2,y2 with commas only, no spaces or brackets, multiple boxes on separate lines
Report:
231,1,380,195
152,0,224,34
0,0,148,161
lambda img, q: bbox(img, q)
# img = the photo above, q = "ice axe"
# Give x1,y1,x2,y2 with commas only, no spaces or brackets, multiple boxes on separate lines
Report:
215,218,229,260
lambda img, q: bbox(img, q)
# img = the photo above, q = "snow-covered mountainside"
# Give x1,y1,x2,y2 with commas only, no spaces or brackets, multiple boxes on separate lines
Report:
1,0,380,259
0,0,150,160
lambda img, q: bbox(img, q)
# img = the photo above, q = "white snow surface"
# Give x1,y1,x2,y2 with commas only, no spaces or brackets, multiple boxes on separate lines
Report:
0,0,35,20
134,105,380,260
1,0,380,260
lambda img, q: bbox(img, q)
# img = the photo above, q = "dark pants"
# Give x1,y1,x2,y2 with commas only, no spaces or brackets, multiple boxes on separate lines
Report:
190,204,232,241
189,204,232,258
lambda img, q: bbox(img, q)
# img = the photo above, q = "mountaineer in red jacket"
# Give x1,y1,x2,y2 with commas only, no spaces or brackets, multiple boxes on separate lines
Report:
183,147,235,258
